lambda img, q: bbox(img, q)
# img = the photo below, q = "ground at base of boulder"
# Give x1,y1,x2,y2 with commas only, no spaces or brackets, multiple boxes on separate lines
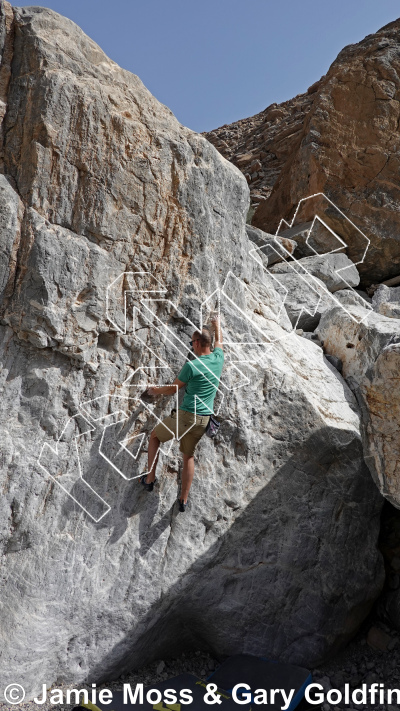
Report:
7,615,400,711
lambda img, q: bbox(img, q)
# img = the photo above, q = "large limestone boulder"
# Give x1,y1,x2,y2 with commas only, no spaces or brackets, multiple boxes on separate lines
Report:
0,3,384,699
267,272,332,331
270,252,360,293
317,305,400,507
264,251,361,331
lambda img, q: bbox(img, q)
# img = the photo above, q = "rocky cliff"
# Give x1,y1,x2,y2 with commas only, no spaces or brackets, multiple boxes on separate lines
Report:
203,89,315,209
205,20,400,286
0,3,394,700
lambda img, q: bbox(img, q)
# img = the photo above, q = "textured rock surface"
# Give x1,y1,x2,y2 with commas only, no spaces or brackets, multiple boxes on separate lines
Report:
334,288,373,310
277,220,348,260
270,253,360,293
372,284,400,319
203,89,317,209
245,224,296,264
206,20,400,285
268,272,332,331
0,173,23,301
0,3,385,699
317,306,400,507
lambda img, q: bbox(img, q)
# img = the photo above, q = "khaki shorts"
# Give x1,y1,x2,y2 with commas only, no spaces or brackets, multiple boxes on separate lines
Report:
153,409,210,456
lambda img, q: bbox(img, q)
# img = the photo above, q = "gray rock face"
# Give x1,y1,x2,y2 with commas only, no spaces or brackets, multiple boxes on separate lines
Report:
324,354,343,373
372,284,400,319
245,224,297,264
301,331,324,348
0,173,23,300
264,253,363,332
278,221,347,260
0,3,385,699
268,272,332,331
317,306,400,507
334,288,373,309
270,253,360,293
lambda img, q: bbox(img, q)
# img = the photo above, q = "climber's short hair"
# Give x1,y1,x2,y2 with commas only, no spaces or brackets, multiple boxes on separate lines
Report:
191,328,211,347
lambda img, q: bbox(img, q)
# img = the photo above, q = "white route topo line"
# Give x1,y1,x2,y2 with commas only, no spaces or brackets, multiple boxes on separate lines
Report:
36,193,372,519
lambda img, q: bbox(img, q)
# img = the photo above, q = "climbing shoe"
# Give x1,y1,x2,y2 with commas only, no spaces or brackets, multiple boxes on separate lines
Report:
178,498,187,513
140,474,156,492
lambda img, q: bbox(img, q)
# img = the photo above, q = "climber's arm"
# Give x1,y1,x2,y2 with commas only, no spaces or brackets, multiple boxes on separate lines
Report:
147,378,185,397
211,316,223,351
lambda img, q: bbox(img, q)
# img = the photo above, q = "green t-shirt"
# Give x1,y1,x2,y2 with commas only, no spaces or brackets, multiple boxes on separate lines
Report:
177,347,224,415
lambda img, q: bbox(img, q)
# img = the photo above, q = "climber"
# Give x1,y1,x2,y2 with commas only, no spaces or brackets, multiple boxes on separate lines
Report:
140,316,224,512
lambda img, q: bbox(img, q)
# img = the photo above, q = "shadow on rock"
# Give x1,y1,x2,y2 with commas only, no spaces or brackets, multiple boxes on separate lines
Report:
87,426,384,683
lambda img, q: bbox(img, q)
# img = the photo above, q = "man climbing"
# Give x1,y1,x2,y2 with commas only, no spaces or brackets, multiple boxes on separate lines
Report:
140,316,224,512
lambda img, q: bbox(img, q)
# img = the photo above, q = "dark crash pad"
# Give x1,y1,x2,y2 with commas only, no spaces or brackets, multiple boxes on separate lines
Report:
207,654,312,710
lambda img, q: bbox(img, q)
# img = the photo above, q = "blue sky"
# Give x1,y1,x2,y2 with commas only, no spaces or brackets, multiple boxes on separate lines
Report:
31,0,400,132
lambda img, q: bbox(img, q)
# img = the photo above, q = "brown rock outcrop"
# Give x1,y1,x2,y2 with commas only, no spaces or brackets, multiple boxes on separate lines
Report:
206,20,400,285
203,89,317,208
